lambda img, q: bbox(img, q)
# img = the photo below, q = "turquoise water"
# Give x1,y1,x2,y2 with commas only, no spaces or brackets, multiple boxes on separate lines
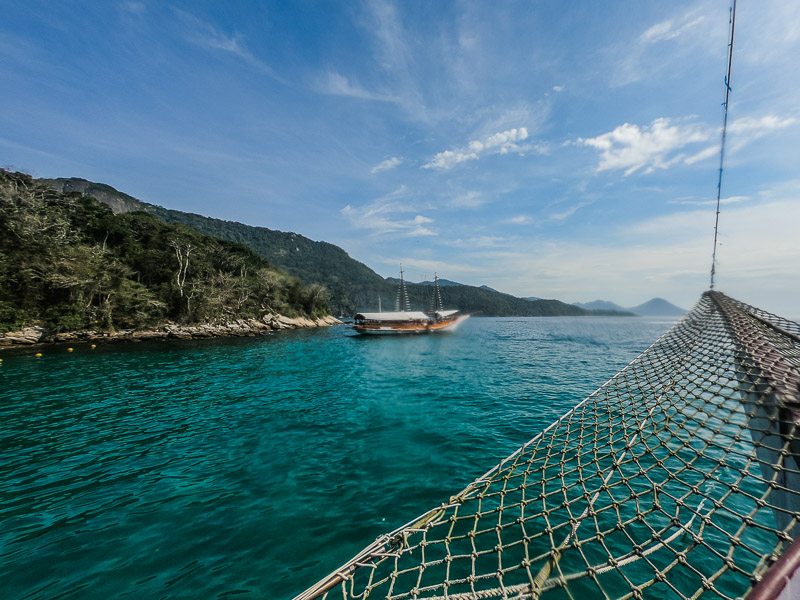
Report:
0,316,677,599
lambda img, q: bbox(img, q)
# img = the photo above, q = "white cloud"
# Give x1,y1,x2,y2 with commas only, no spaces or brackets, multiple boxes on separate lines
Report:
552,85,564,93
341,187,436,236
423,127,533,170
370,156,403,173
575,117,711,175
423,149,479,170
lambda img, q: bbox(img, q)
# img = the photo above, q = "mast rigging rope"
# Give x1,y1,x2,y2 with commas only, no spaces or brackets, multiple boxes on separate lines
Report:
710,0,737,290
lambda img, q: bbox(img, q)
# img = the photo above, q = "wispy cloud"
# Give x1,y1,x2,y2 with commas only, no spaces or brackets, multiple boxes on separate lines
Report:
318,71,398,103
341,187,436,236
381,257,481,276
609,5,719,87
175,9,284,82
738,2,800,66
448,190,486,208
575,117,710,175
727,115,797,150
0,137,71,164
120,1,146,15
683,114,797,165
423,127,536,170
640,16,705,43
548,201,593,221
684,145,718,165
370,156,403,174
668,196,750,207
444,235,507,248
367,0,409,73
317,0,430,119
505,215,533,225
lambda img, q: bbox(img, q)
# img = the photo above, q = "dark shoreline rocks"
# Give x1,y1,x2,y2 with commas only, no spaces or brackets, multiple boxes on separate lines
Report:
0,314,343,349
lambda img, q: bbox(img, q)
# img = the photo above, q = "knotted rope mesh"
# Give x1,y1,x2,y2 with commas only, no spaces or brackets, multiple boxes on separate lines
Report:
297,292,800,600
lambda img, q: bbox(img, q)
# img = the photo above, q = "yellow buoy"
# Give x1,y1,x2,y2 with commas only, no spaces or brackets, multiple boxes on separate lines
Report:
35,353,42,357
67,347,74,352
91,344,96,349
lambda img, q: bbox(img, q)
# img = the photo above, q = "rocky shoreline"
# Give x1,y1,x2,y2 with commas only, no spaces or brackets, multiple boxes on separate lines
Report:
0,314,343,349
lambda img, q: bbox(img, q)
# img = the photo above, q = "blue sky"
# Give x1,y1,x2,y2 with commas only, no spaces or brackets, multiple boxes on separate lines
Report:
2,1,798,314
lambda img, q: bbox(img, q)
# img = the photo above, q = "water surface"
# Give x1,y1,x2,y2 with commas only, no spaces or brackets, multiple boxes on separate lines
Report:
0,316,677,599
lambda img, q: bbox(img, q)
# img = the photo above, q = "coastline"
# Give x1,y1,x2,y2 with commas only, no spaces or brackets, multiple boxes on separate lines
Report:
0,314,343,350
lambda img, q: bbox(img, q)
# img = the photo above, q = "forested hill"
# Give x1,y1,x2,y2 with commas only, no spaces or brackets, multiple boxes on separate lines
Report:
44,177,385,315
41,175,592,317
393,283,586,317
0,170,329,334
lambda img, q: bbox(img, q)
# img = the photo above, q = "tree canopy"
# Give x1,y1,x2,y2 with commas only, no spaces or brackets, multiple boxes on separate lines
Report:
0,170,329,334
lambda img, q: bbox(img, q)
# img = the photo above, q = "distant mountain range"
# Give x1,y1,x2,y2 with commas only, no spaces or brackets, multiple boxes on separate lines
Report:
573,298,686,317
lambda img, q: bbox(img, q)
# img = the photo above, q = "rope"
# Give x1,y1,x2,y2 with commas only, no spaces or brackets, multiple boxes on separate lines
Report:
710,0,738,290
296,292,800,600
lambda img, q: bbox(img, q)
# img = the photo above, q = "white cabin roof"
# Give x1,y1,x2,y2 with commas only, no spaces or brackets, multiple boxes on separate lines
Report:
354,311,430,321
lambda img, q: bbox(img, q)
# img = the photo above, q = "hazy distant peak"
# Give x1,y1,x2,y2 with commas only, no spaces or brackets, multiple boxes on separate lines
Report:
573,300,626,312
628,298,686,316
575,298,686,316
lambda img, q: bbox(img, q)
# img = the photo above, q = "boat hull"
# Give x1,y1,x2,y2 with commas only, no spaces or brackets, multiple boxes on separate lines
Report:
353,314,469,335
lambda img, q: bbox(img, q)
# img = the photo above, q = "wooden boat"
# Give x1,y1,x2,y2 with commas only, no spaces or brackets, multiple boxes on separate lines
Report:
353,271,468,335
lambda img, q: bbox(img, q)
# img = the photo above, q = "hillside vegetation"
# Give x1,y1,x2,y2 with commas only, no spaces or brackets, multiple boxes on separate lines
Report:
44,177,385,315
43,177,594,317
0,171,329,334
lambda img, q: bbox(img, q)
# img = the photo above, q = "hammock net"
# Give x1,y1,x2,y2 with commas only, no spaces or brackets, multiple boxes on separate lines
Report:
297,291,800,600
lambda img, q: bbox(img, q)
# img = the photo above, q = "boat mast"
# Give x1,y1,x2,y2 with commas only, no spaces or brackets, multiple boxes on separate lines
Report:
395,266,410,312
433,273,443,312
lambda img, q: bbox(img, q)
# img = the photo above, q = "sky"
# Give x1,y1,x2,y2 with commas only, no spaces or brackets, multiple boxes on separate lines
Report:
1,0,798,315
